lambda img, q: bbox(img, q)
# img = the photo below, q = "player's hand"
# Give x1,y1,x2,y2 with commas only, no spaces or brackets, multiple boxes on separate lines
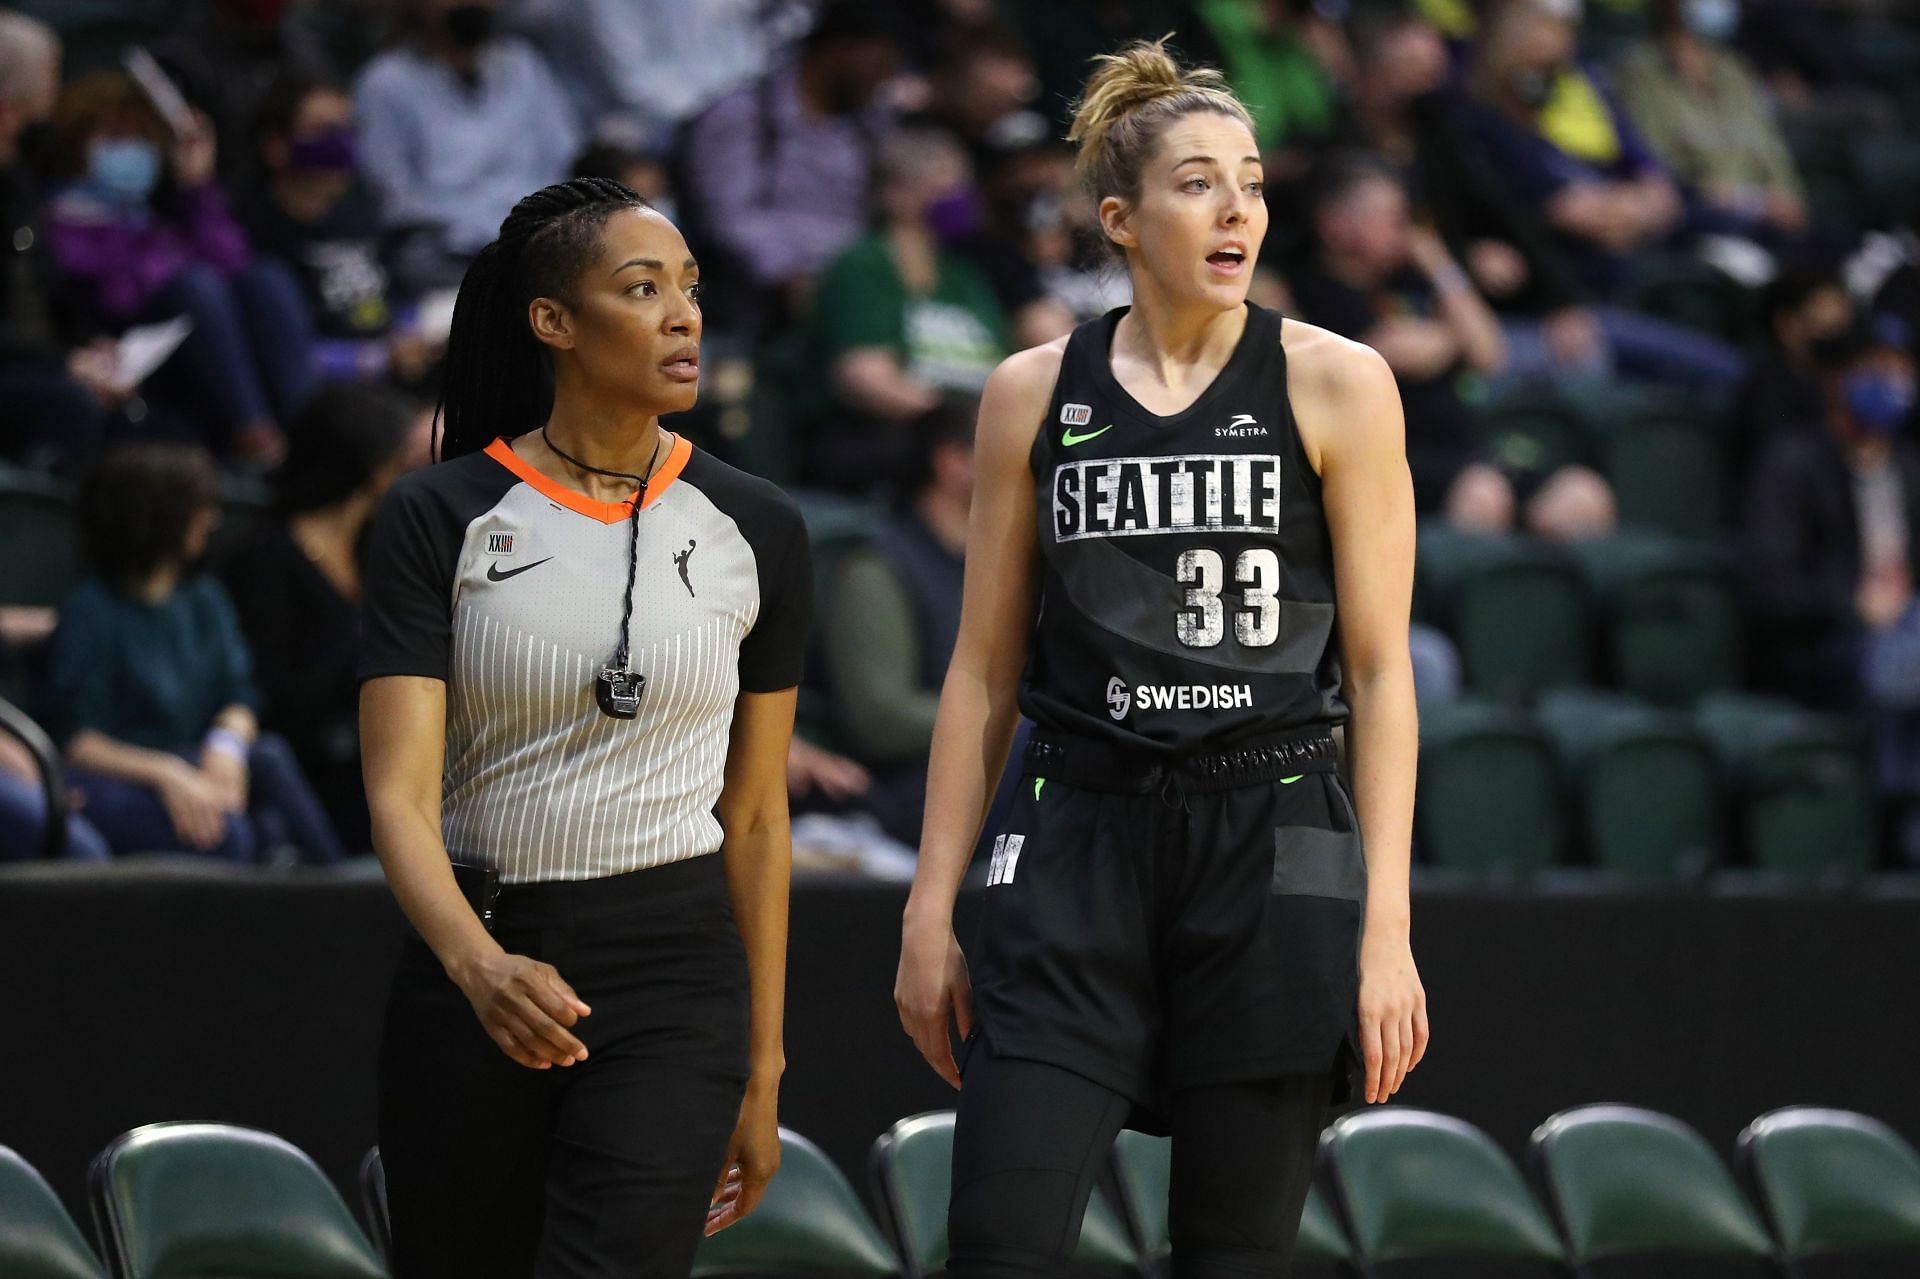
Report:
895,916,973,1089
1358,927,1428,1104
706,1078,780,1234
453,950,591,1070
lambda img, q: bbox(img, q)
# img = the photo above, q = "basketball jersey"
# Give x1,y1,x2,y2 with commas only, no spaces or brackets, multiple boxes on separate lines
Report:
1019,302,1347,752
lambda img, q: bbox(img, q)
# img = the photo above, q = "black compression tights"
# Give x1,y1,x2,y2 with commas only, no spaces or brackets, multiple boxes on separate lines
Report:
947,1038,1333,1279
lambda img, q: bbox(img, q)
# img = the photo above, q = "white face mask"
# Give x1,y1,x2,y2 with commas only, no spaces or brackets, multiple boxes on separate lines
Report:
1683,0,1741,42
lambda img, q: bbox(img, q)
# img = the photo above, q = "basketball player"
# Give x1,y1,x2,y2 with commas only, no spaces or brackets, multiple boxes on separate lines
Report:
895,40,1428,1277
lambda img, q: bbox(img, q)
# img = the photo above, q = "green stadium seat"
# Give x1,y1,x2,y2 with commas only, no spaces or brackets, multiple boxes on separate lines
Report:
791,489,883,751
1567,533,1740,705
88,1122,387,1279
1627,256,1756,348
1473,392,1590,476
1736,1107,1920,1266
1596,407,1727,541
867,1111,1138,1278
1528,1105,1776,1270
0,1144,108,1279
1536,689,1721,879
1416,697,1563,876
1318,1108,1569,1272
694,1127,902,1276
1416,526,1591,701
0,465,77,608
1109,1130,1350,1266
1693,693,1877,882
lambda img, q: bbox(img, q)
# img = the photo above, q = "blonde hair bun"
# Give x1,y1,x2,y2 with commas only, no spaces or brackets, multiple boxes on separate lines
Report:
1067,35,1255,203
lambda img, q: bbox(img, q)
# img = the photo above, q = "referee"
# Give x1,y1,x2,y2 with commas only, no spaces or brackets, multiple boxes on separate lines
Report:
359,179,810,1278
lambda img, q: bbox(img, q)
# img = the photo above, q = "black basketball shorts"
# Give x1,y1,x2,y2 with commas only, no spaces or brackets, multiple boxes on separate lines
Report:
965,724,1366,1126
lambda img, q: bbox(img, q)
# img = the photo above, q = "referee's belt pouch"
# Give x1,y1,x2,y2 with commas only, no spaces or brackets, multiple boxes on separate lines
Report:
450,861,502,933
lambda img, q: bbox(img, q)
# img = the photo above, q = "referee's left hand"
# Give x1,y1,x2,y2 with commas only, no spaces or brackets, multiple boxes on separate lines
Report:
705,1082,780,1234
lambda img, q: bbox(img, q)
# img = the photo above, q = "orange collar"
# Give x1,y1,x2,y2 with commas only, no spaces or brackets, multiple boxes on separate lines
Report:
484,432,691,524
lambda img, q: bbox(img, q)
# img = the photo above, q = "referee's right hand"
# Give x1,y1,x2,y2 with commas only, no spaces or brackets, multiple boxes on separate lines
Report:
454,951,593,1070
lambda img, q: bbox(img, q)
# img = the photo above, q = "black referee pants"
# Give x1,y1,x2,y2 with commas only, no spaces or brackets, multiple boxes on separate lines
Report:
378,854,749,1279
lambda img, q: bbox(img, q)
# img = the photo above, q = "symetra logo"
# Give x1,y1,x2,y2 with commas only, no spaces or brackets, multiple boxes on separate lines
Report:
1215,413,1268,438
1110,677,1254,715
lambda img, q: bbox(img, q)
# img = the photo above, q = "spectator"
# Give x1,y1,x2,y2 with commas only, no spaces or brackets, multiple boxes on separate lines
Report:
1348,10,1609,384
45,70,312,465
1612,0,1809,245
0,9,120,473
42,444,344,864
0,734,110,862
1729,265,1853,489
217,383,416,852
823,400,971,844
982,131,1129,326
923,32,1078,349
352,0,582,294
504,0,803,147
571,140,675,224
1459,0,1684,297
1456,0,1752,387
1197,0,1350,169
926,24,1044,168
1743,314,1918,710
243,70,441,385
802,126,1009,491
1291,153,1615,540
675,0,900,331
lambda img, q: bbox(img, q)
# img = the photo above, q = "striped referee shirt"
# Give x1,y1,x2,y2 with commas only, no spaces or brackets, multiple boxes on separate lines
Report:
358,433,811,883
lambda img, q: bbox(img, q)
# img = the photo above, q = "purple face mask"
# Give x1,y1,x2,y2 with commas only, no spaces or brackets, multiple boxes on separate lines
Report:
287,125,358,174
926,185,983,244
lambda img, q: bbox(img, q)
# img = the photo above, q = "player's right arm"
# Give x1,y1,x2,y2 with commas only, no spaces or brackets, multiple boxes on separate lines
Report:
895,339,1063,1088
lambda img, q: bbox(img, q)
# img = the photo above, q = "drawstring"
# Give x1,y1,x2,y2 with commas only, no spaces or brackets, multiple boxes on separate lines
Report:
1155,764,1192,814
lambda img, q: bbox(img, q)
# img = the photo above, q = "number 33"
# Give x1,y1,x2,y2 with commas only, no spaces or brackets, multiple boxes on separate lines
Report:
1176,548,1280,648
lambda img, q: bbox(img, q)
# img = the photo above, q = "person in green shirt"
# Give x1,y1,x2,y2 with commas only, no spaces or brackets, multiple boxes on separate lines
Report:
803,126,1009,491
1196,0,1349,159
1613,0,1808,242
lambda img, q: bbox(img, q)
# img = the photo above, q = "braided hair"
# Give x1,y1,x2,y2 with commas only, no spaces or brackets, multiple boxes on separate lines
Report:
435,177,652,461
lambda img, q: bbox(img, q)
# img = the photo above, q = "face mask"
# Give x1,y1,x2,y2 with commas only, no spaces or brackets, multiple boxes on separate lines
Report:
926,185,983,244
86,137,161,206
1510,66,1558,110
287,125,358,174
1846,368,1917,434
1682,0,1740,41
442,3,495,49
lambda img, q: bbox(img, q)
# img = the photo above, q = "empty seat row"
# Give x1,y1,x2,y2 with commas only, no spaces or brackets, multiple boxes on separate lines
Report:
1470,383,1731,542
1419,688,1877,881
7,1104,1916,1278
1418,525,1742,705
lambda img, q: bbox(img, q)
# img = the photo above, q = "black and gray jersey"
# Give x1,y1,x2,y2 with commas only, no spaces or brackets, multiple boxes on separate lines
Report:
359,434,810,883
1019,303,1347,753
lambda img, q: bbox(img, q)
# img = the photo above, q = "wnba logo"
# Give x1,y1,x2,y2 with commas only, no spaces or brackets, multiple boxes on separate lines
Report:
1106,676,1131,721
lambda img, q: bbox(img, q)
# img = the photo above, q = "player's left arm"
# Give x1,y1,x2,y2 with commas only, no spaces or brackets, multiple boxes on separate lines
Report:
1288,321,1428,1105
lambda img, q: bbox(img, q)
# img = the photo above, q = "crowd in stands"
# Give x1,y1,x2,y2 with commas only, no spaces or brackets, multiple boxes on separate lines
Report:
3,0,1920,874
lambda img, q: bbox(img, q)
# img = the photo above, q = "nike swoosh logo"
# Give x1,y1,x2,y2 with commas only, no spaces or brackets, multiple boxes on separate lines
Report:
1278,774,1304,785
1061,424,1114,447
486,557,552,582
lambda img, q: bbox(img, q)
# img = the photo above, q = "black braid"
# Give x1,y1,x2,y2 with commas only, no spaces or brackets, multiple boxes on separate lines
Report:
434,177,651,462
